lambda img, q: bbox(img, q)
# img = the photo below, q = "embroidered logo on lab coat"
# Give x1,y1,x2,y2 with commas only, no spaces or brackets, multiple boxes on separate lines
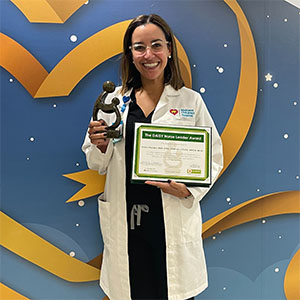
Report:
180,108,195,118
169,108,179,116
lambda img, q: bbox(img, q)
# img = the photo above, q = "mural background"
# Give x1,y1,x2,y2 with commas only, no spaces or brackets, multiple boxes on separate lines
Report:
0,0,299,299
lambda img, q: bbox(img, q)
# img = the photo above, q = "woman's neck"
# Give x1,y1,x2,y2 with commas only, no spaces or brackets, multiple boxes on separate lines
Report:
135,79,165,117
139,78,164,104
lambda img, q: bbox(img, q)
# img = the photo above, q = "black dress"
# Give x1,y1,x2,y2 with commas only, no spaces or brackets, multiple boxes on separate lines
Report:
125,92,168,300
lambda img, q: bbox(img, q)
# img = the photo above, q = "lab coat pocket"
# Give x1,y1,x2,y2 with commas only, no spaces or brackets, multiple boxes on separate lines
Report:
98,194,111,247
180,202,202,243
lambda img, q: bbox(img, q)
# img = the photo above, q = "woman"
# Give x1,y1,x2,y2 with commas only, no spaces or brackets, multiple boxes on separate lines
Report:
82,14,223,300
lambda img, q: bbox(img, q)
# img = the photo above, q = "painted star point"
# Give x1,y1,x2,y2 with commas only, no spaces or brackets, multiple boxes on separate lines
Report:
265,73,273,81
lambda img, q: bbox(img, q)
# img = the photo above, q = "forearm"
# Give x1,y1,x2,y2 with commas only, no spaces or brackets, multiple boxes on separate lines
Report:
82,133,113,174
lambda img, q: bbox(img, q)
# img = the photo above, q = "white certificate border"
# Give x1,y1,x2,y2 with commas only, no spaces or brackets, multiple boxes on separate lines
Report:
132,123,212,185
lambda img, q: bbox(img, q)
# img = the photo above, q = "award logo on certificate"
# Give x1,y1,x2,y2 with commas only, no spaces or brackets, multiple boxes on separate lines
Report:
131,123,212,186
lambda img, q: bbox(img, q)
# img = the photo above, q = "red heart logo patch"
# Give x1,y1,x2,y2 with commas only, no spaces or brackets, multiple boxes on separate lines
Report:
170,109,178,116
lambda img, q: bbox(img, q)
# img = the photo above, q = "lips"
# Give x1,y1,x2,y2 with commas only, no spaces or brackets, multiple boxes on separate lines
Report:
142,62,159,69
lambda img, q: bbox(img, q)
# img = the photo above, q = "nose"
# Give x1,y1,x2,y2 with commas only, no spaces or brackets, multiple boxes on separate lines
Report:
143,47,155,58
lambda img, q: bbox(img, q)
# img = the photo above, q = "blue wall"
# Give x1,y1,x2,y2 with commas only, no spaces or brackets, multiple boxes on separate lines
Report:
1,0,299,299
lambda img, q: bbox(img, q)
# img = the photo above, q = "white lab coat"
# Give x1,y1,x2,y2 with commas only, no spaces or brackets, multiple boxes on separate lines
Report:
82,85,223,300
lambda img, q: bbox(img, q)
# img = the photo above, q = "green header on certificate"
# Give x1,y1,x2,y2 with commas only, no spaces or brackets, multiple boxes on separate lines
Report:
142,131,204,142
132,123,212,186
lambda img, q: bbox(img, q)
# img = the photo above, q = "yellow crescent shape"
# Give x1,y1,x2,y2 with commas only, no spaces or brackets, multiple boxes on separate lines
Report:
202,190,300,239
284,248,300,300
0,22,191,99
35,20,130,98
87,191,300,270
10,0,87,24
1,189,299,283
0,211,100,282
0,33,48,96
2,190,298,291
220,0,258,176
34,20,191,97
0,283,30,300
34,22,191,97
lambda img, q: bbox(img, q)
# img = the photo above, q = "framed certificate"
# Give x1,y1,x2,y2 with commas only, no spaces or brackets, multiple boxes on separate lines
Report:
131,123,212,187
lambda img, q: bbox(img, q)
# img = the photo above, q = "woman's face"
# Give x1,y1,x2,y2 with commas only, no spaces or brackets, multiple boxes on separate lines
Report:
130,23,171,85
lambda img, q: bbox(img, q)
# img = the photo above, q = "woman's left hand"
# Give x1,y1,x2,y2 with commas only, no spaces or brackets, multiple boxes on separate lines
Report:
145,180,191,198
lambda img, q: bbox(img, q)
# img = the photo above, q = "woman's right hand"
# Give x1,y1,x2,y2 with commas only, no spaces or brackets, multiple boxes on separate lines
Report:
88,119,109,153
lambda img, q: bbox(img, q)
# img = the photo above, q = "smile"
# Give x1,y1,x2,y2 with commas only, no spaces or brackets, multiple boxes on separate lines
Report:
142,62,159,69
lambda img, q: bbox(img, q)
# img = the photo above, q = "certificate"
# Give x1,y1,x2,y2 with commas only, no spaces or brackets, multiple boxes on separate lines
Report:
131,123,212,186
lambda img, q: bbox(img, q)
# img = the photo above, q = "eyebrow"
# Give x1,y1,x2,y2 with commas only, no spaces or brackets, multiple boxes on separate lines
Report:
132,39,163,45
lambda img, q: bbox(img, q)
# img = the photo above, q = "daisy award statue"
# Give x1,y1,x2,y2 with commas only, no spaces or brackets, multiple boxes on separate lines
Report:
92,81,121,138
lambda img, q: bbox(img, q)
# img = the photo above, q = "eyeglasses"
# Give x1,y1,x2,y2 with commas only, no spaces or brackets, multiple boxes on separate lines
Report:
129,41,169,55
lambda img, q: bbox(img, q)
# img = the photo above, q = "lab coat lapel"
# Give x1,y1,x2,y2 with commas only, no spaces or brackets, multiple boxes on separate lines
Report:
152,85,180,122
